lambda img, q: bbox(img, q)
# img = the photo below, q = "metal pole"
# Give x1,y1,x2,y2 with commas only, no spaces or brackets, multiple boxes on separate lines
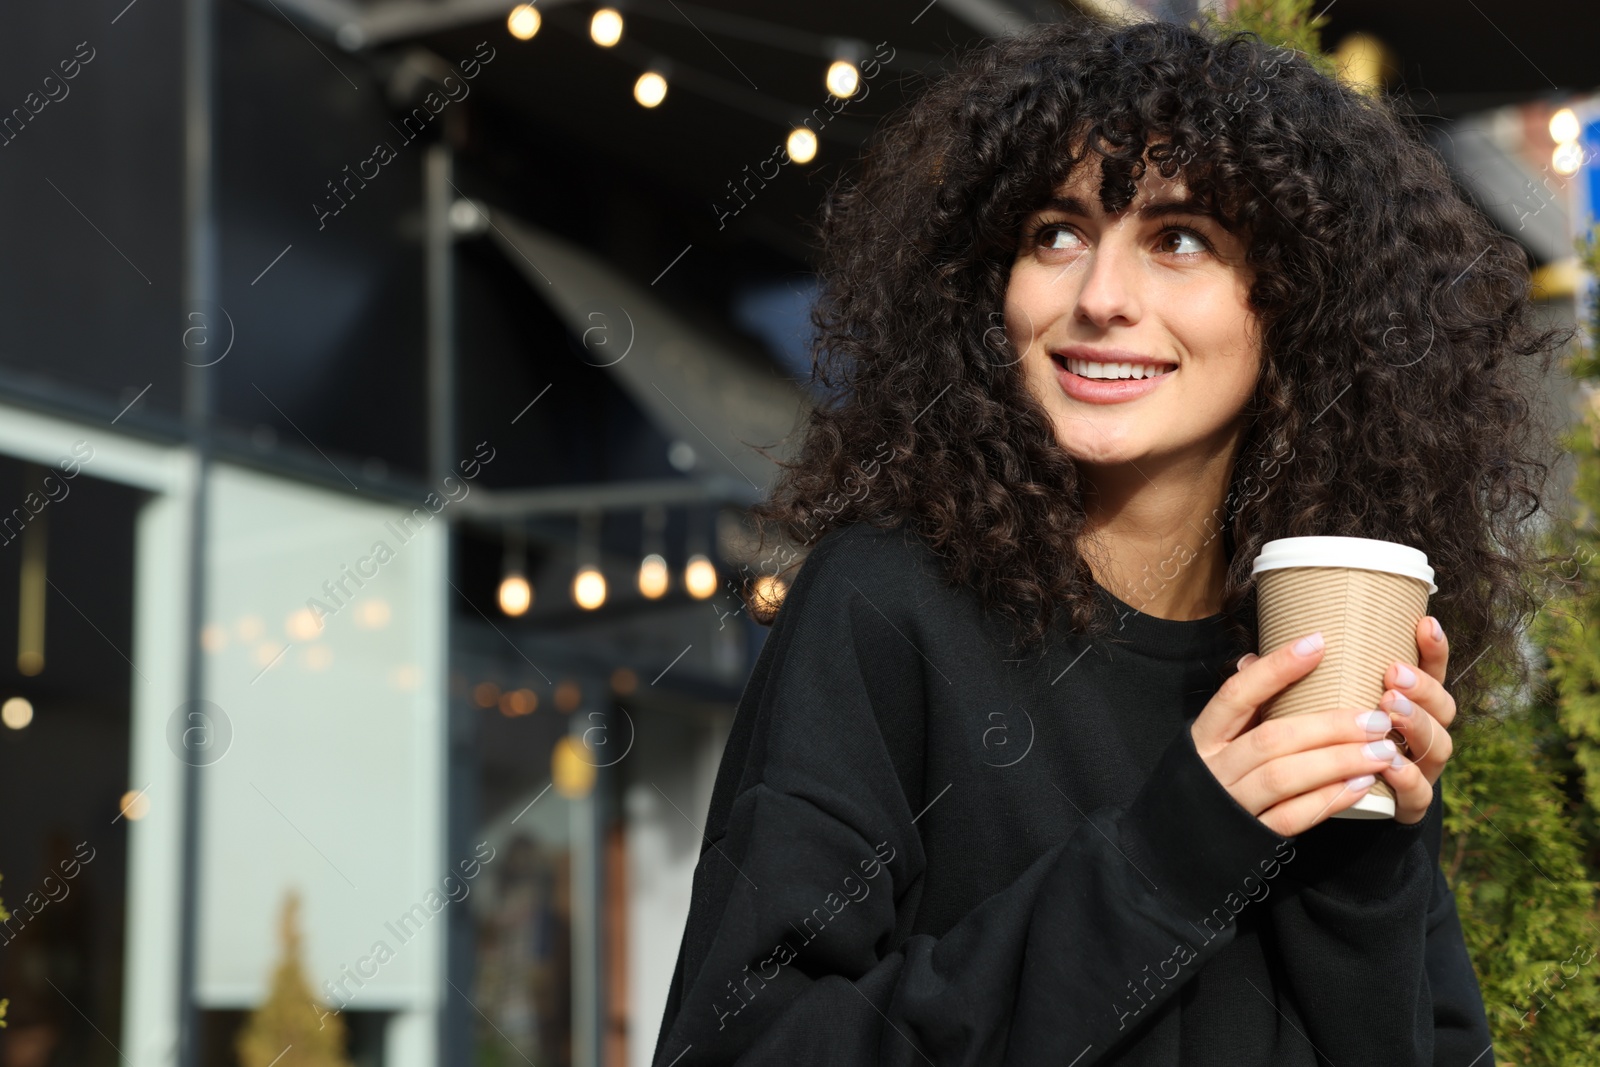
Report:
175,0,217,1060
567,693,607,1067
424,141,461,1065
426,144,455,490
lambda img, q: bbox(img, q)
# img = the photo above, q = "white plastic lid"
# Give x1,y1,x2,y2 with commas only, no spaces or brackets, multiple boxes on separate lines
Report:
1250,535,1436,594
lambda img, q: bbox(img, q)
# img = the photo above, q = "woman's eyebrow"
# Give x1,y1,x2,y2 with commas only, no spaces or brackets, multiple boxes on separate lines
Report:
1037,194,1221,223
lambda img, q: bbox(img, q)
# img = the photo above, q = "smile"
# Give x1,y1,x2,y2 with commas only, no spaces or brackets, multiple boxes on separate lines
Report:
1050,353,1177,405
1058,355,1176,380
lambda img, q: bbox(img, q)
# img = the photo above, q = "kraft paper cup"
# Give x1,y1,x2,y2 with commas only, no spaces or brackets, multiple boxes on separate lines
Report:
1250,536,1437,821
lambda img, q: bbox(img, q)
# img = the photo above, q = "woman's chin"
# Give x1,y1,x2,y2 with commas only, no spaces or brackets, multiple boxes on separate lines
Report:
1048,420,1150,468
1056,439,1152,470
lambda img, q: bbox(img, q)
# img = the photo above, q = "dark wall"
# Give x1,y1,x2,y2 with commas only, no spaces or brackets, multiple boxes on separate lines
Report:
217,0,429,478
0,2,184,414
0,461,142,1067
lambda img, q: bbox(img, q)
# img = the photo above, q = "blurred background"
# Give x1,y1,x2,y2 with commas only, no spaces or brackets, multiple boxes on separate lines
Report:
0,0,1593,1064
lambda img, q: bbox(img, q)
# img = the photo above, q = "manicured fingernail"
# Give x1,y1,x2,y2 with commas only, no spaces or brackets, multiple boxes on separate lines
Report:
1389,753,1407,769
1429,617,1443,642
1239,652,1259,668
1293,632,1324,656
1346,774,1375,791
1356,710,1389,734
1394,664,1417,688
1364,739,1397,760
1389,691,1416,716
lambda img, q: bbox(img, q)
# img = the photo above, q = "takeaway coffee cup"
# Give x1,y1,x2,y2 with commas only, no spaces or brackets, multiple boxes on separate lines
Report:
1250,536,1437,820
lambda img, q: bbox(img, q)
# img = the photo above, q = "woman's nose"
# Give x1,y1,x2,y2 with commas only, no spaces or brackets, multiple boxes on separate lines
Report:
1070,236,1140,328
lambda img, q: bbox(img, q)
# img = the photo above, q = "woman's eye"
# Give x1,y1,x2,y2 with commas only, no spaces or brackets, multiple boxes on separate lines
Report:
1037,225,1081,251
1159,228,1208,255
1030,222,1212,257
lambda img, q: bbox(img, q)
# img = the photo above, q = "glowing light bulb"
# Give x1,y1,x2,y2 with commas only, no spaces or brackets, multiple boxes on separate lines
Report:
499,573,533,616
590,8,623,47
638,553,669,598
1554,140,1584,177
2,696,33,729
508,3,541,40
787,127,818,165
356,598,391,628
1549,107,1580,144
684,554,718,599
573,566,607,609
826,60,859,99
553,735,597,797
635,71,667,108
499,688,537,716
751,573,787,615
287,608,322,641
120,789,151,821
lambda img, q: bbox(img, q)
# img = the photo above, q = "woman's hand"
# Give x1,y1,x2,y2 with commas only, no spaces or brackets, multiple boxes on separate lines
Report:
1190,631,1410,837
1373,615,1455,825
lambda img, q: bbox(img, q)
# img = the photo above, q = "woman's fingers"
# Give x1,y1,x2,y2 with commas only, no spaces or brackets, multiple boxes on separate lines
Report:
1381,618,1458,785
1196,623,1455,836
1382,686,1453,771
1254,772,1388,837
1415,614,1449,685
1211,704,1392,788
1193,632,1323,751
1384,660,1457,731
1379,754,1434,825
1227,737,1403,820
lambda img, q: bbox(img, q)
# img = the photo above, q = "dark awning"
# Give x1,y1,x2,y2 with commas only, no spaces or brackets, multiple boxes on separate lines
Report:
487,208,811,498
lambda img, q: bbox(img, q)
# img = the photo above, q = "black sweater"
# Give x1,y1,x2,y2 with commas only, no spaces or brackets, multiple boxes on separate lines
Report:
652,521,1494,1066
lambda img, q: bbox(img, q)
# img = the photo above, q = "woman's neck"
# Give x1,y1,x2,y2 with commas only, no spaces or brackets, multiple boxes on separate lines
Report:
1075,453,1237,622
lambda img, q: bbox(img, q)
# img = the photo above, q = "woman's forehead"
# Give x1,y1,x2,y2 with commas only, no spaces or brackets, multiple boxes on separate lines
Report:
1053,161,1191,201
1044,158,1203,216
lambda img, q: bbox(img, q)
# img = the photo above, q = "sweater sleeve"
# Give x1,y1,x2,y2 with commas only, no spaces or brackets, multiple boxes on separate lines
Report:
651,533,1296,1067
1264,781,1495,1065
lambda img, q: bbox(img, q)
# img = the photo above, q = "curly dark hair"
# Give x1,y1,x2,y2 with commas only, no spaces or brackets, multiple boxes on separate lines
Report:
746,15,1577,720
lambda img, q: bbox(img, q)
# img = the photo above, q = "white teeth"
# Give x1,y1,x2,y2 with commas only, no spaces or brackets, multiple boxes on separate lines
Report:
1064,357,1175,380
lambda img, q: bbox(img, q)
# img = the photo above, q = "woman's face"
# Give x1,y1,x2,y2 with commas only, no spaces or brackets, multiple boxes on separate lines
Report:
1004,155,1262,478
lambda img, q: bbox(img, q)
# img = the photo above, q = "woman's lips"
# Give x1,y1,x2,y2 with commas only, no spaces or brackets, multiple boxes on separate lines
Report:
1051,354,1176,404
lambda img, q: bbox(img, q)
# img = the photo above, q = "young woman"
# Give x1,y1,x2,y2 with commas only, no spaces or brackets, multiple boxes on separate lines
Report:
652,15,1571,1066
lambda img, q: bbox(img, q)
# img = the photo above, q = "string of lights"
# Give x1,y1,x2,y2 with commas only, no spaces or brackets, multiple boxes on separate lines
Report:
484,4,910,616
491,503,781,616
502,1,916,162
